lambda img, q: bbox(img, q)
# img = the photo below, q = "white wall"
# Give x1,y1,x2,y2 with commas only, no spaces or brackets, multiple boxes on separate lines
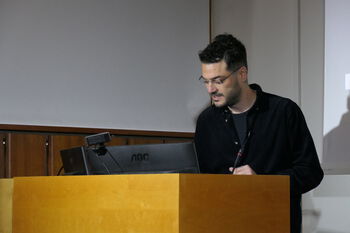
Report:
212,0,300,103
322,0,350,174
299,0,324,159
0,0,209,132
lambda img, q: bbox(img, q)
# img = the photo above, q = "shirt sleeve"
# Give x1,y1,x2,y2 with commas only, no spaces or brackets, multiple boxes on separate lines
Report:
275,101,324,195
194,113,211,173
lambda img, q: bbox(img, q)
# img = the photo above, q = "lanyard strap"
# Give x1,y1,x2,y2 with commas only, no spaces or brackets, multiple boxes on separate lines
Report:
231,110,258,171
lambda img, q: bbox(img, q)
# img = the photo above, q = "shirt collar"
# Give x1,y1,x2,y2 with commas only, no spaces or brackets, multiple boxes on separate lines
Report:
216,83,267,115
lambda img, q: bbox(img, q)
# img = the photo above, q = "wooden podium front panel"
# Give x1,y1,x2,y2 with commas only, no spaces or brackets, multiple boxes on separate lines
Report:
12,175,180,233
179,174,290,233
0,179,13,233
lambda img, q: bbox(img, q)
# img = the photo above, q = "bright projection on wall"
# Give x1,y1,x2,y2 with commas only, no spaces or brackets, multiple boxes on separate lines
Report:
323,0,350,174
0,0,209,132
346,74,350,90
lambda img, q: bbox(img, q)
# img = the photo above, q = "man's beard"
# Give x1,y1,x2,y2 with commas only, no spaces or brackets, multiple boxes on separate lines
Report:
226,88,241,107
210,85,242,108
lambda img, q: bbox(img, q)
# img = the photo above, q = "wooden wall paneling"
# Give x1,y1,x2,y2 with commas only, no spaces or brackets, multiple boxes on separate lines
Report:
0,124,195,139
163,138,193,144
106,136,127,147
127,137,165,145
49,135,85,176
0,125,194,177
8,133,49,177
0,134,6,178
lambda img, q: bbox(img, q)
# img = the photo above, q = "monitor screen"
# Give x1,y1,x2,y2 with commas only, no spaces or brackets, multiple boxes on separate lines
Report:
60,142,200,175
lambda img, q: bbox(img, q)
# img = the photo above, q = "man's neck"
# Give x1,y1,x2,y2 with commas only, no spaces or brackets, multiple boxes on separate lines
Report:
228,88,256,114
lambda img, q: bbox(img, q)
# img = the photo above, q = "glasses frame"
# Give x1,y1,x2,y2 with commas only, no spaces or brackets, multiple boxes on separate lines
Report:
199,66,242,86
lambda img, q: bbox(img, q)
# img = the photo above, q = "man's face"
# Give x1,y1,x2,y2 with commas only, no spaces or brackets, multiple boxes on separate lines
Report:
201,61,242,108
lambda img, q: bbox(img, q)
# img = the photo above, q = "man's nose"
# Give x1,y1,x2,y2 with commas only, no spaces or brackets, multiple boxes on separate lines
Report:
206,82,217,93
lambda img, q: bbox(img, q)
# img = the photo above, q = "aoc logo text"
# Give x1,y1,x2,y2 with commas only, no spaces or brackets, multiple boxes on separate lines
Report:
131,153,149,162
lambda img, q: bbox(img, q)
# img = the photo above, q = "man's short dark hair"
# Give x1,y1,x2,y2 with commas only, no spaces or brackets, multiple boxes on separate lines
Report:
199,33,248,71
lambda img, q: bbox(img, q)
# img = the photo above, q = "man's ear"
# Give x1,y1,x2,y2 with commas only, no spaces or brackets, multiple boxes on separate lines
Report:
238,66,248,83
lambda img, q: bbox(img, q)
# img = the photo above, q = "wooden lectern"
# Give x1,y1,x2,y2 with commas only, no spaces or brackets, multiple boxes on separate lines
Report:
7,174,289,233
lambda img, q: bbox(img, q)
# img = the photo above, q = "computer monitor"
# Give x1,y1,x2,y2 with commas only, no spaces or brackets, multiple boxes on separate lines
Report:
60,146,90,175
60,142,200,175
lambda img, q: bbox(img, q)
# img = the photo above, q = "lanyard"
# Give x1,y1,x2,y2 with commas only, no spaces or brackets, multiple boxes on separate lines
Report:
231,108,258,172
232,130,252,171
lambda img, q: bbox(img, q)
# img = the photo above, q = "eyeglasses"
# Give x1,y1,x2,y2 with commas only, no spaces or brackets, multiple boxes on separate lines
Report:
199,67,241,86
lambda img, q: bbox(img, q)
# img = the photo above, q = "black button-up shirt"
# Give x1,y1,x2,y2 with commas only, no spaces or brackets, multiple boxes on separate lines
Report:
194,84,323,233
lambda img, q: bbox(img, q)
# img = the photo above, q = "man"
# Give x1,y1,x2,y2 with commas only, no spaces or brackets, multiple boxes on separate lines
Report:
194,34,324,233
